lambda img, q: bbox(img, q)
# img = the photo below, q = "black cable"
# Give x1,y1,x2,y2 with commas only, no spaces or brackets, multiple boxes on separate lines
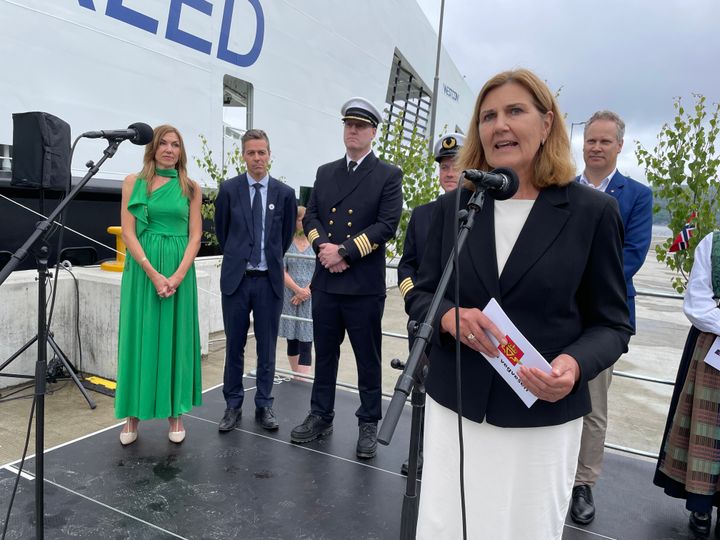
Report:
1,395,36,540
45,135,80,331
0,382,35,403
452,185,468,539
57,264,84,373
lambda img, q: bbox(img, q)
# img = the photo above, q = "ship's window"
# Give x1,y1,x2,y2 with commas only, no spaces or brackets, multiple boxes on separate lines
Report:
0,144,11,172
384,50,432,143
222,75,253,165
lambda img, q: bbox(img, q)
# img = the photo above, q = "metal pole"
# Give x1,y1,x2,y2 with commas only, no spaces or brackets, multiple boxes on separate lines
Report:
427,0,447,152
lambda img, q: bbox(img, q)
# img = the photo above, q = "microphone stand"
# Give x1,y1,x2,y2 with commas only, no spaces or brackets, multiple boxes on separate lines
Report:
0,138,122,540
378,186,488,540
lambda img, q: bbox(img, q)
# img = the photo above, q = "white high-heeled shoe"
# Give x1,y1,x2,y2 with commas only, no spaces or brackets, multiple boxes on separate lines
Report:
168,416,185,443
120,418,138,446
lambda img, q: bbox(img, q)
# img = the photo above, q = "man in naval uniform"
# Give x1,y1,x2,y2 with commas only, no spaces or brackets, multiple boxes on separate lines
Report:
290,97,403,459
397,132,464,475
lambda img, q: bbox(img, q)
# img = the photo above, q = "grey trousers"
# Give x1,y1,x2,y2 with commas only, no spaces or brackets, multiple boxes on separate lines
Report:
574,366,613,487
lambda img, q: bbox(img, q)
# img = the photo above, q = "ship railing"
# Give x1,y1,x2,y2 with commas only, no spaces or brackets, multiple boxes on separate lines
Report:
278,252,684,460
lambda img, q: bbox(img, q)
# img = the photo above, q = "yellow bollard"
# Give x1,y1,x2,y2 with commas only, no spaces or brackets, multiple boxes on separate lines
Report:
101,226,126,272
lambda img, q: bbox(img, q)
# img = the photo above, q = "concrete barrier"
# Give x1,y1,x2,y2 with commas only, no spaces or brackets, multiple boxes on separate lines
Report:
0,263,212,389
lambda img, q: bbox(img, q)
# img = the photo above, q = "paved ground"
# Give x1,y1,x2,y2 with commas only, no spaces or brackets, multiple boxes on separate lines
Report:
0,238,688,467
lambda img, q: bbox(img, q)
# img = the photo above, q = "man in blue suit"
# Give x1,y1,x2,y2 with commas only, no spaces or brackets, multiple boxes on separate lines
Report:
571,111,653,524
214,129,297,432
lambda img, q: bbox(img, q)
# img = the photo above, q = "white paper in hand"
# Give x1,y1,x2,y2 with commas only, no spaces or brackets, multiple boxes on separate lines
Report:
480,298,552,407
703,335,720,371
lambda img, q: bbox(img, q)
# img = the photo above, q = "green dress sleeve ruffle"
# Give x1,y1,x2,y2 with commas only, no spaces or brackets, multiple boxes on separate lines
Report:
127,168,179,237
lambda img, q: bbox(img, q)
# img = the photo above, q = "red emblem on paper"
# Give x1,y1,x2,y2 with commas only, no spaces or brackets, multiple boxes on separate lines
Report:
498,336,524,366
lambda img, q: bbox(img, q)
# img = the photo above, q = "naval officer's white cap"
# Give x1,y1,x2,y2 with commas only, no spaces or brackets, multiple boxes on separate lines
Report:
341,97,382,128
433,132,465,163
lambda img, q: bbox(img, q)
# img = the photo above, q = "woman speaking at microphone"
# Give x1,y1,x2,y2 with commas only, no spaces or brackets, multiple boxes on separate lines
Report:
405,69,632,539
114,124,203,446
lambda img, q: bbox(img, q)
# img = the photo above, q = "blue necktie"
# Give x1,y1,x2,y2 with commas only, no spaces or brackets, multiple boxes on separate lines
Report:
250,183,263,267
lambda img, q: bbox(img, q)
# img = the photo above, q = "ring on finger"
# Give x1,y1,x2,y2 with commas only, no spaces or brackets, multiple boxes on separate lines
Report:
467,333,476,341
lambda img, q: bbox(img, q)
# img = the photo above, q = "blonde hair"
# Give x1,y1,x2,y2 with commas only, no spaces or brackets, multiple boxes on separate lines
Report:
295,205,306,236
458,68,575,190
138,124,195,198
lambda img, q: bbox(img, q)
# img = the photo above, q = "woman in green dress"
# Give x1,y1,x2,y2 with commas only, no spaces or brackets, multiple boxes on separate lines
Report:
114,124,203,445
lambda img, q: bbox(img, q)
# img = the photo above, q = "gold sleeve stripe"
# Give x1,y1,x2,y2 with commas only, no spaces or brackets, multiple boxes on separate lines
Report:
353,236,367,256
308,229,320,244
355,234,372,257
399,277,414,298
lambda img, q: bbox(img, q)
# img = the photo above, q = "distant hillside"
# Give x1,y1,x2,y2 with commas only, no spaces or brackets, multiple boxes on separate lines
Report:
651,185,720,226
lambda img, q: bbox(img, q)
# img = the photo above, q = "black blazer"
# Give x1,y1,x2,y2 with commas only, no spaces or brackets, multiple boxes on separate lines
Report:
304,152,402,295
214,173,297,298
397,200,436,300
406,182,633,427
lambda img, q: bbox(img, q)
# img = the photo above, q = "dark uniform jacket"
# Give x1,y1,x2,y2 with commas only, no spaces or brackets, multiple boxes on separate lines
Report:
406,183,633,427
304,152,402,295
397,200,436,300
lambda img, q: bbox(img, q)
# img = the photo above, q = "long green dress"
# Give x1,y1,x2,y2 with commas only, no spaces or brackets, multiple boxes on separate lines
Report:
114,168,202,420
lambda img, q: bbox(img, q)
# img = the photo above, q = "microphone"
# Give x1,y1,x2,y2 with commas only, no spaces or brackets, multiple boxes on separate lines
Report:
81,122,154,145
462,167,519,200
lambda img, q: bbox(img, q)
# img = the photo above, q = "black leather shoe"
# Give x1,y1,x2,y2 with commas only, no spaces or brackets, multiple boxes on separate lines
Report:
570,485,596,524
689,511,711,536
255,406,279,431
356,422,378,459
290,414,333,443
218,408,242,432
400,451,423,476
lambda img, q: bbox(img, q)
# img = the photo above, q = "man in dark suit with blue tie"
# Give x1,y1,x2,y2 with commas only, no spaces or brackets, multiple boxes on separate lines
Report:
571,111,653,524
214,129,297,432
290,97,403,459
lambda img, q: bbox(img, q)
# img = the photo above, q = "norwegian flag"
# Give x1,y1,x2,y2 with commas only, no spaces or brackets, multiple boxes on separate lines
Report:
668,212,697,252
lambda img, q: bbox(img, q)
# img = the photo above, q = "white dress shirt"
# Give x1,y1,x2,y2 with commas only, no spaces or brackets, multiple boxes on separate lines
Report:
578,169,616,193
683,232,720,335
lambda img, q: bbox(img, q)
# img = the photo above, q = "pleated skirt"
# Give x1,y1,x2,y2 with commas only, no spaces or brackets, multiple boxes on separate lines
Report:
114,232,202,420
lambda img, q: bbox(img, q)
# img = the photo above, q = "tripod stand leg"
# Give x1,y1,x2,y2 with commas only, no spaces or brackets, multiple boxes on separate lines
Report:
400,384,425,540
0,334,39,372
47,334,96,409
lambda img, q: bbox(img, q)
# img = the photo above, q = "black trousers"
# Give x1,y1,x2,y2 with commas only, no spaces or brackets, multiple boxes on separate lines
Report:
221,275,282,409
310,289,385,424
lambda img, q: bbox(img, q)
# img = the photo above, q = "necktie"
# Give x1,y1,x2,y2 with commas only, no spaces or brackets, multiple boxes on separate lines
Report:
249,183,263,267
348,160,357,173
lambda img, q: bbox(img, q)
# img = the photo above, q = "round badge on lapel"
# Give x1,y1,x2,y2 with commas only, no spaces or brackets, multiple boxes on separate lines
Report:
268,203,275,210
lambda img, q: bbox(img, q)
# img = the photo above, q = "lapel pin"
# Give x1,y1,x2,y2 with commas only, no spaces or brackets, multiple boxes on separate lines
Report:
268,203,275,210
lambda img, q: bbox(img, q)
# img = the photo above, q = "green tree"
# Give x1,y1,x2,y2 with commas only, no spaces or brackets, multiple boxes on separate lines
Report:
636,94,720,292
195,135,245,246
374,114,439,258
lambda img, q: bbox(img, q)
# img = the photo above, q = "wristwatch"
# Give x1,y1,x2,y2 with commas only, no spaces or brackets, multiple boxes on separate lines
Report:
337,244,349,261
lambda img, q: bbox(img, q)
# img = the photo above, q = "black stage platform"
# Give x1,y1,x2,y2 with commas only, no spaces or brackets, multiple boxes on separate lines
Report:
0,378,706,539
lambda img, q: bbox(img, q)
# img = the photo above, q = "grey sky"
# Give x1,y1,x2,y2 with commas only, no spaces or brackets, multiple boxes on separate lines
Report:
417,0,720,182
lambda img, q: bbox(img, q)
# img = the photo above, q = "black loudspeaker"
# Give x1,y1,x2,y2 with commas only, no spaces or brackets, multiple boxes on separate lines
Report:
11,112,71,190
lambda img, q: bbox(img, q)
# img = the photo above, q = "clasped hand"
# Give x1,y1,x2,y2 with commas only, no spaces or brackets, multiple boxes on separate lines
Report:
152,273,180,298
318,243,349,273
291,286,311,305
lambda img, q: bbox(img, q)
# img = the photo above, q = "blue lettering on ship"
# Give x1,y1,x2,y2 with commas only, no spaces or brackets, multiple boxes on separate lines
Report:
77,0,264,68
443,83,459,102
